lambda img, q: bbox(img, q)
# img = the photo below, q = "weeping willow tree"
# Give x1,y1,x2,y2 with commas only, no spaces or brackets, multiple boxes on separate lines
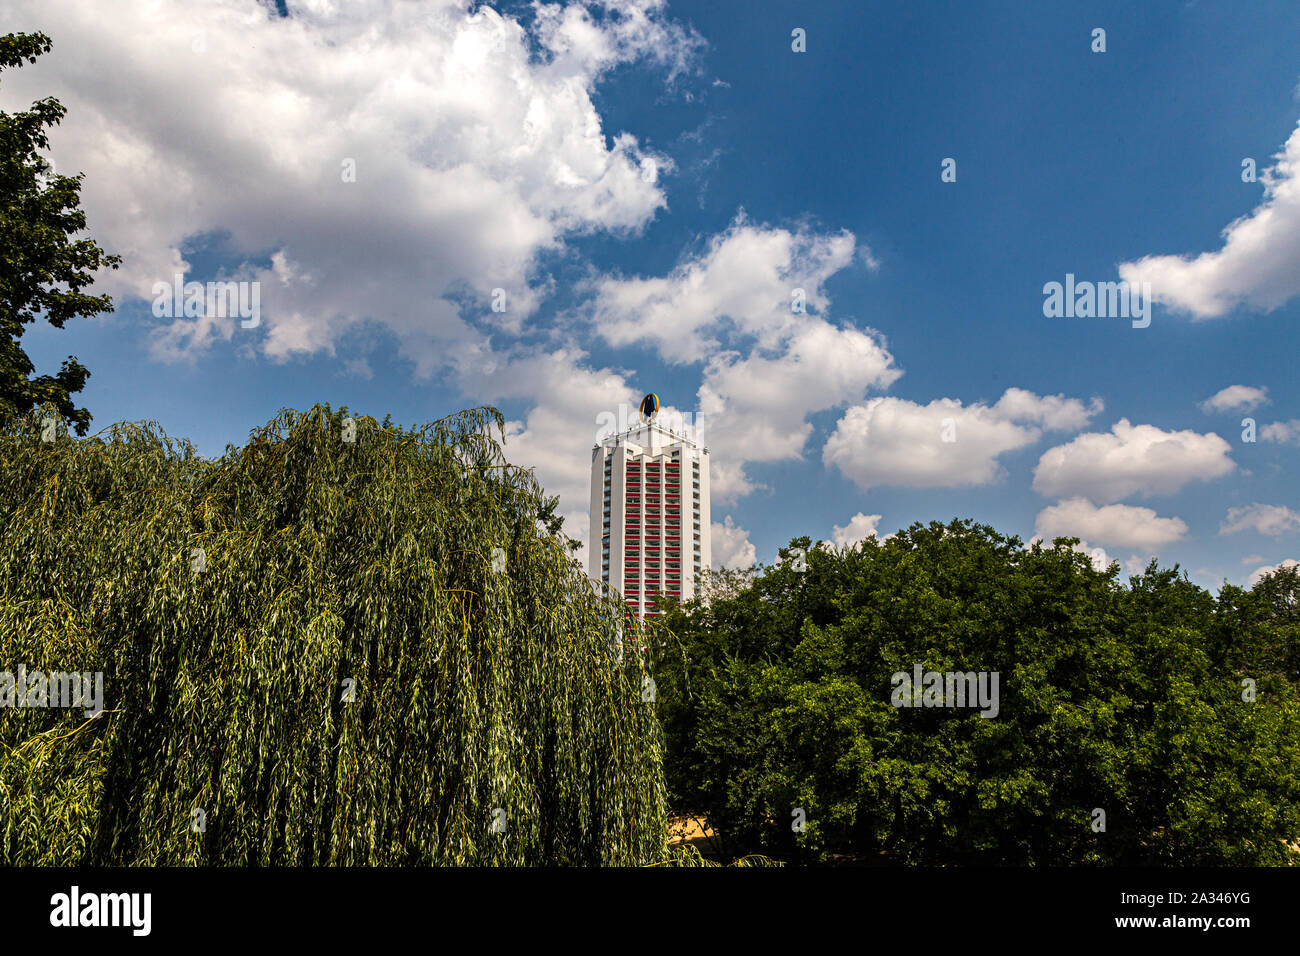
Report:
0,403,667,865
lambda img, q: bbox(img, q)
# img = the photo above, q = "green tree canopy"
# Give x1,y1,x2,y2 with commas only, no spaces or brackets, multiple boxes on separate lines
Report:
0,404,665,865
1,32,119,436
656,521,1300,865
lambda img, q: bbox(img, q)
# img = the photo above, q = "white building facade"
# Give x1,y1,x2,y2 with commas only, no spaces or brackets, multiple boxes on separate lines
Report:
589,421,711,617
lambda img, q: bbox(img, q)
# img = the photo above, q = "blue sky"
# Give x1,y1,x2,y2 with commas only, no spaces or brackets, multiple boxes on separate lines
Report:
8,0,1300,590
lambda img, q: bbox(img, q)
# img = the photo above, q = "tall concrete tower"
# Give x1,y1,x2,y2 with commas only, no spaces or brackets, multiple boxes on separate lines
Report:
589,399,711,618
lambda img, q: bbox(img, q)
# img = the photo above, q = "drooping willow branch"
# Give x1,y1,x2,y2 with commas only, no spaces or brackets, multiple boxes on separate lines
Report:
0,403,667,866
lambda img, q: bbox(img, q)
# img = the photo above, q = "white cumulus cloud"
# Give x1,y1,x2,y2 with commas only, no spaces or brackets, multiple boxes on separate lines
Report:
711,515,756,569
1032,419,1235,503
1119,120,1300,318
993,388,1103,430
589,214,862,364
1125,554,1156,576
589,215,903,504
1261,419,1300,445
1248,558,1300,587
699,320,902,502
1198,385,1269,414
831,512,884,547
1035,498,1188,551
823,389,1101,491
0,0,700,370
1219,503,1300,537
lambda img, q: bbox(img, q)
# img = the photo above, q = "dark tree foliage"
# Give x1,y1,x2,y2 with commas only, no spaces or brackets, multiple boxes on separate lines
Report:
655,521,1300,865
0,404,665,865
0,33,120,436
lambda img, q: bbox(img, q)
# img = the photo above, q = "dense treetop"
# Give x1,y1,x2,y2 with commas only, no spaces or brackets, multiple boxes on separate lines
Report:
655,521,1300,865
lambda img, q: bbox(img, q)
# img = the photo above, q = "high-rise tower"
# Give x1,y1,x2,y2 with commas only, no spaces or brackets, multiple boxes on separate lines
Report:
588,400,711,617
